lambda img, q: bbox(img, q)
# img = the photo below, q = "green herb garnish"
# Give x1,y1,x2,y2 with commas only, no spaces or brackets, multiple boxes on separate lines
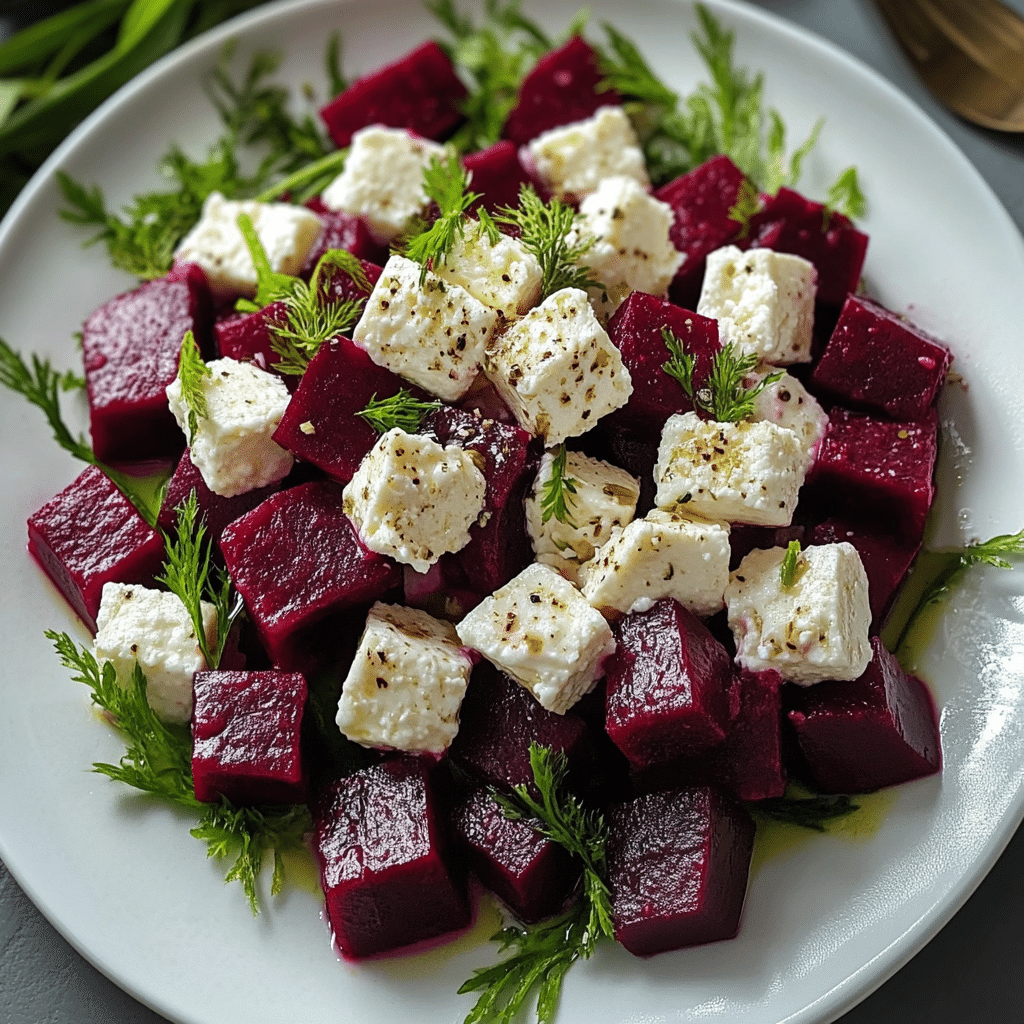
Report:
727,176,761,237
539,444,580,527
175,329,210,441
355,389,443,435
751,793,859,832
824,166,867,225
779,540,807,589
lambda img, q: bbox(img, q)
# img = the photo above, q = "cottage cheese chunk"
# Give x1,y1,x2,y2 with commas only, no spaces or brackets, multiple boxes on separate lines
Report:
654,411,806,526
483,287,632,444
353,254,499,401
336,603,473,754
749,369,829,471
343,428,486,573
697,246,817,365
166,357,293,498
173,191,322,300
581,509,731,618
525,449,640,584
456,562,615,714
320,125,446,242
526,106,649,200
726,543,871,685
94,582,216,725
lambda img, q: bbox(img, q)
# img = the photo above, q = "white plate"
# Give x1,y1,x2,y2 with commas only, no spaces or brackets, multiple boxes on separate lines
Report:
2,1,1024,1022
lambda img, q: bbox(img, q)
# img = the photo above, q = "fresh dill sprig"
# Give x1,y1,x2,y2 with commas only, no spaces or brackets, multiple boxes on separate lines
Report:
750,793,859,832
764,111,823,195
539,444,579,527
355,390,443,435
661,326,696,397
176,330,210,441
727,176,761,238
779,539,807,589
824,166,867,224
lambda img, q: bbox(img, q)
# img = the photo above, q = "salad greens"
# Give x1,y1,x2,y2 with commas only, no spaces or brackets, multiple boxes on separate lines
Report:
539,444,580,528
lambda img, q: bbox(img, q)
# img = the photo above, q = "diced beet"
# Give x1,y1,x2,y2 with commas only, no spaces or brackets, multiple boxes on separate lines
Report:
219,481,401,668
810,294,953,421
191,670,307,805
462,141,531,212
787,638,941,793
503,36,620,145
318,258,382,305
728,523,805,571
301,206,389,268
606,786,755,956
449,783,578,924
214,301,288,375
319,41,467,148
604,599,732,768
654,155,745,311
26,465,166,633
720,669,786,802
314,757,470,957
82,263,213,464
745,187,869,307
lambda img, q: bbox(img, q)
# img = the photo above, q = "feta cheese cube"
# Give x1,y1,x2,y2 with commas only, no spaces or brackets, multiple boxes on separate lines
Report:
725,543,872,685
94,582,216,725
456,562,615,714
654,411,806,527
581,509,731,618
526,106,649,201
483,287,632,444
353,254,499,401
166,357,293,498
749,369,829,471
320,126,446,243
173,191,322,300
343,428,486,573
525,449,640,583
336,603,473,754
697,246,817,365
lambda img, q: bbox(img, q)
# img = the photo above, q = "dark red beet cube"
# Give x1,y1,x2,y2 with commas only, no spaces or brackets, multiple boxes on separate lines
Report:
319,41,467,148
301,206,388,268
191,670,307,805
27,465,166,633
82,263,213,464
811,294,953,421
605,599,732,768
787,638,941,793
219,481,401,667
721,669,786,802
606,786,755,956
214,300,288,375
503,36,620,145
462,141,531,212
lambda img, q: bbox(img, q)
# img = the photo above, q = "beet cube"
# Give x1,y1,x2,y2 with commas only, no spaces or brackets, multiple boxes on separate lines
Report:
811,294,953,421
27,465,166,633
503,36,620,145
605,599,731,768
720,669,786,801
219,481,401,667
191,670,307,805
319,41,467,148
314,757,470,957
82,263,212,464
462,141,531,212
787,638,941,793
214,300,288,376
300,206,388,268
606,786,755,956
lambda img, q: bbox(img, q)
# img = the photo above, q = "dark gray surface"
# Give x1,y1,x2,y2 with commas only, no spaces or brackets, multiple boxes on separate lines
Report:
2,1,1024,1022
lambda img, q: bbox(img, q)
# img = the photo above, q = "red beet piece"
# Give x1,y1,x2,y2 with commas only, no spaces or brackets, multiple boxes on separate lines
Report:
214,301,288,375
721,669,786,801
606,786,755,956
462,141,531,212
191,670,307,805
301,205,389,268
503,36,620,145
319,41,468,148
27,465,166,633
811,294,953,421
654,155,745,311
219,481,401,668
82,263,213,464
314,757,470,957
787,638,941,793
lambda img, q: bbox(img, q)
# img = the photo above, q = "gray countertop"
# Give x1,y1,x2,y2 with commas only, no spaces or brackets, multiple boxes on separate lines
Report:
3,1,1024,1022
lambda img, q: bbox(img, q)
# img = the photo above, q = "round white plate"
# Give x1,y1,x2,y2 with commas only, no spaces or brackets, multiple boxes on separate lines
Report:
2,1,1024,1023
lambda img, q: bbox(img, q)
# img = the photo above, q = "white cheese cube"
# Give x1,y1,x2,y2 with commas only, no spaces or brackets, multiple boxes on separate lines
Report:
456,562,615,714
319,125,446,243
526,106,649,201
173,191,322,300
166,357,293,498
94,582,216,725
483,287,632,444
581,509,731,618
749,369,829,471
525,449,639,584
353,254,499,401
654,411,806,527
725,543,871,685
697,246,817,365
336,603,473,754
343,428,486,573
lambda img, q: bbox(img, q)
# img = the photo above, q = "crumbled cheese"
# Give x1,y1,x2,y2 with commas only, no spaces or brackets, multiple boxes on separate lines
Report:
749,369,829,471
336,603,473,754
343,427,486,573
165,357,293,498
456,562,616,714
725,542,872,684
